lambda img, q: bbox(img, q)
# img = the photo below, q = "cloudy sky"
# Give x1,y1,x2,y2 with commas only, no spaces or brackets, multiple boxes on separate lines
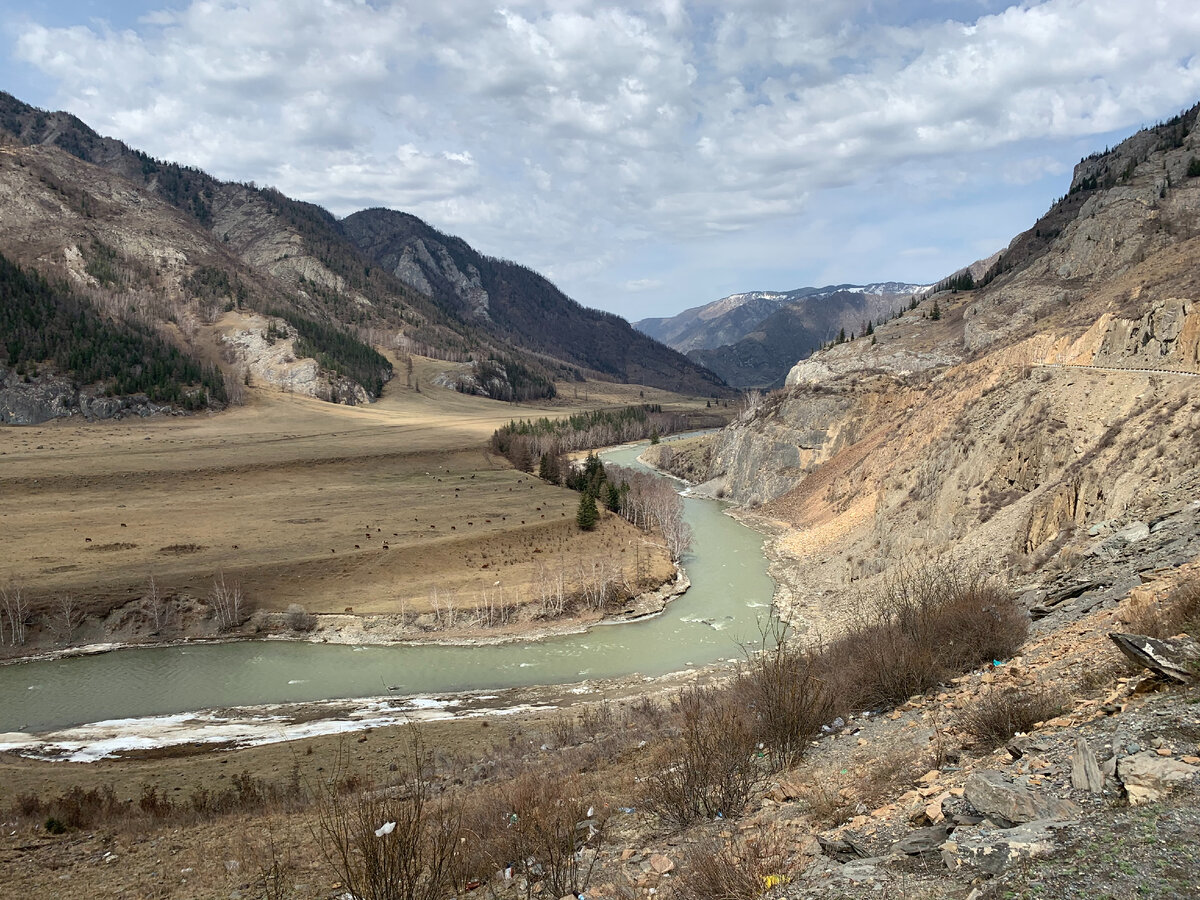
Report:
3,1,1200,320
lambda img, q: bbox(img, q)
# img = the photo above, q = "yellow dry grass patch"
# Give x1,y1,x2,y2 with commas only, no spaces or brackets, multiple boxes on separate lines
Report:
0,359,682,623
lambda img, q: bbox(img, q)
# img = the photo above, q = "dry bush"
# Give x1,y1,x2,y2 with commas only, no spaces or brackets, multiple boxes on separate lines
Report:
548,712,577,748
284,602,317,632
16,784,128,832
640,686,761,826
668,831,794,900
243,825,298,900
855,746,930,811
624,694,667,729
315,734,464,900
820,563,1027,711
1170,576,1200,634
797,746,928,827
1123,574,1200,638
189,768,304,817
460,770,606,899
578,698,615,741
732,625,835,770
12,769,304,834
1077,654,1141,694
957,686,1068,750
795,778,854,827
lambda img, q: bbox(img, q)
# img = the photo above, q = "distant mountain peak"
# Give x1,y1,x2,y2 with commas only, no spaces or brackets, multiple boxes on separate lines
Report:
634,281,930,386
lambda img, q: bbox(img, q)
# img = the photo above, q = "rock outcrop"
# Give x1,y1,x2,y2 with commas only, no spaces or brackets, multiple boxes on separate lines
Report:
0,366,173,424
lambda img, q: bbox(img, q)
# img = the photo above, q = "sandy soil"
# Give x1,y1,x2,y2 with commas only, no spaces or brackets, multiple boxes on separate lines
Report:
0,358,693,653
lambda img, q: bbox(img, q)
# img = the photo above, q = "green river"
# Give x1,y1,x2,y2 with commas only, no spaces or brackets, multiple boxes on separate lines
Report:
0,441,776,751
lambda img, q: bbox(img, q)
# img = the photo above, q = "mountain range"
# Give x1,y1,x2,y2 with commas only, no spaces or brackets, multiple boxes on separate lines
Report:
635,282,928,387
0,91,731,422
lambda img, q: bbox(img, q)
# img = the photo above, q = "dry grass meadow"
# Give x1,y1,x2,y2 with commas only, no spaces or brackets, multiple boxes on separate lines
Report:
0,357,705,640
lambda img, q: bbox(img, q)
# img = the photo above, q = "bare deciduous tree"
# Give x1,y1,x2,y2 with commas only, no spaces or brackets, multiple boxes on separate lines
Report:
210,573,245,631
1,583,30,646
738,389,763,422
54,594,83,644
606,464,693,562
143,575,172,633
428,589,457,629
535,563,567,618
576,559,620,611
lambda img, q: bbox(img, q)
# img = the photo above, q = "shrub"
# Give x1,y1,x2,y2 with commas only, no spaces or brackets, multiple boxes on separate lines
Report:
957,686,1068,750
463,771,606,899
641,686,761,826
797,746,928,827
284,603,317,633
819,564,1028,711
1187,156,1200,178
668,832,793,900
1121,574,1200,639
731,625,835,770
22,785,128,831
315,733,463,900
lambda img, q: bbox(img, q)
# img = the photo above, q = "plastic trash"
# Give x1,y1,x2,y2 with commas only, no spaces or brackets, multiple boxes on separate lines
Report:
375,821,396,837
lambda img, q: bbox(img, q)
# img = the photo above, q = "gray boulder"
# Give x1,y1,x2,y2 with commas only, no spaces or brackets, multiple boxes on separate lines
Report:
942,820,1069,875
1117,751,1199,805
964,771,1079,827
1109,632,1200,684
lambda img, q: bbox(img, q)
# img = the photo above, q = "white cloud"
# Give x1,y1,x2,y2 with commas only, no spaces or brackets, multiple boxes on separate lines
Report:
9,0,1200,317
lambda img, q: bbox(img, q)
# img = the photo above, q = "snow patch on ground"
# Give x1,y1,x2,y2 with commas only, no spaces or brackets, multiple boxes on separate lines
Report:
0,694,555,762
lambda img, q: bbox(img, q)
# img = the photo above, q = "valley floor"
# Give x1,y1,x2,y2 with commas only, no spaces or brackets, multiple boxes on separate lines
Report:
0,360,700,658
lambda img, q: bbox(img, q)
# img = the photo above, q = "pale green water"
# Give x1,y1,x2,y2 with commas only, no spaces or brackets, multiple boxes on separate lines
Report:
0,442,776,734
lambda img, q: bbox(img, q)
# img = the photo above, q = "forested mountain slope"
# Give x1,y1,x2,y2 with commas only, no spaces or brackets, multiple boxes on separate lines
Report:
637,283,926,387
0,91,730,420
341,209,732,396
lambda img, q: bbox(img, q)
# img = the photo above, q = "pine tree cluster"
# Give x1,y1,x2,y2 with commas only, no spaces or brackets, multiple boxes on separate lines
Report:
0,251,225,407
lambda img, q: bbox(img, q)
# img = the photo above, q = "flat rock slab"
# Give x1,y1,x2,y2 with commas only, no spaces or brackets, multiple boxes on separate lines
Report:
964,771,1080,827
942,819,1070,876
892,824,953,856
1070,735,1105,793
1109,632,1200,684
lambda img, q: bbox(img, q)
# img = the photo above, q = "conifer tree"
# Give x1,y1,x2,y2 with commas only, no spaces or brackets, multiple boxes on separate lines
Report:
576,492,598,531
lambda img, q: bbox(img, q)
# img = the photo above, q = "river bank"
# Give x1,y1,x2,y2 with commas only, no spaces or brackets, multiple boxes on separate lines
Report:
0,569,690,668
0,439,778,745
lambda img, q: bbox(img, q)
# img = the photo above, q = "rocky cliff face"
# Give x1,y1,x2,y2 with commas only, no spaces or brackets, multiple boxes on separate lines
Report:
341,207,735,397
678,107,1200,635
216,313,370,406
0,366,175,424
